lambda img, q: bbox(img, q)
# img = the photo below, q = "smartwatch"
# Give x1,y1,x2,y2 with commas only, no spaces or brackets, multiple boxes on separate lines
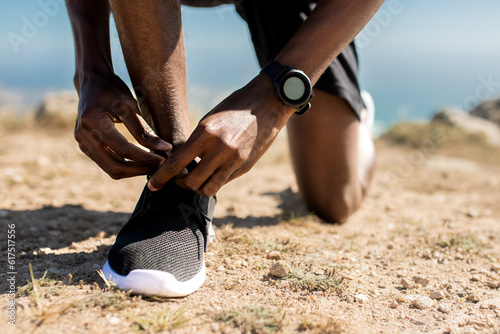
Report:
261,60,314,115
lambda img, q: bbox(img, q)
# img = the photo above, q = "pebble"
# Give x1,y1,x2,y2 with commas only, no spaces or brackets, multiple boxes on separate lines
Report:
267,251,282,260
466,293,480,303
108,316,120,325
471,274,481,282
354,294,368,303
233,260,242,268
401,278,413,289
491,263,500,273
389,301,399,308
269,260,290,278
429,291,445,299
395,296,406,303
412,296,435,310
485,281,499,289
457,291,467,297
413,276,430,287
437,302,452,314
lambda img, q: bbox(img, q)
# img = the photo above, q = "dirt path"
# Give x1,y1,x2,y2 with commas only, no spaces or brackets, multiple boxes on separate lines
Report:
0,127,499,333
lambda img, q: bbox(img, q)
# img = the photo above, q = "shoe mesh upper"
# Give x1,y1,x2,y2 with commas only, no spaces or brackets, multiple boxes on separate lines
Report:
107,180,214,282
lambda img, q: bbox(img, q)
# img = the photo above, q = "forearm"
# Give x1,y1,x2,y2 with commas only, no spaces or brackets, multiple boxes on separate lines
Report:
65,0,113,92
275,0,384,88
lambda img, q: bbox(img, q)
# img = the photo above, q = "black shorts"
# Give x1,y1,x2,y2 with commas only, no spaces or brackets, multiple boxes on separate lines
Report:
182,0,363,117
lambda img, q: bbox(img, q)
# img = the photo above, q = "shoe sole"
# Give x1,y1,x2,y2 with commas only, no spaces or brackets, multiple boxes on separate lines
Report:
101,260,206,297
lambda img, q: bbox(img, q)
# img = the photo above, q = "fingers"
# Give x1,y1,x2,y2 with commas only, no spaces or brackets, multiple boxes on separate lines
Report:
114,100,172,152
198,168,233,197
175,157,220,191
94,117,165,167
148,145,199,191
76,130,155,179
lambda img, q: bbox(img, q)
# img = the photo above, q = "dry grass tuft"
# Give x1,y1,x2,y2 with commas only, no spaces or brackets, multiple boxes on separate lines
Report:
216,305,282,334
129,304,190,332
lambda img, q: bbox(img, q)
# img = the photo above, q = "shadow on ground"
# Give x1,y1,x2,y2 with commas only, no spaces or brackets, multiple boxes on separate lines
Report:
0,188,311,293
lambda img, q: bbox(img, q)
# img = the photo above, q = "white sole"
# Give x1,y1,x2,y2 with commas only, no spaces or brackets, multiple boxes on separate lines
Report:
102,260,206,297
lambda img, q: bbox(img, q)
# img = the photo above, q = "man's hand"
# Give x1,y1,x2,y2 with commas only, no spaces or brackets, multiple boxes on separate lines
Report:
148,74,295,196
75,73,172,179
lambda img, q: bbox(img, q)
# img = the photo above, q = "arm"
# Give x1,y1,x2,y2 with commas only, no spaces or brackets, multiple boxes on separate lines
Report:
66,0,171,179
148,0,384,194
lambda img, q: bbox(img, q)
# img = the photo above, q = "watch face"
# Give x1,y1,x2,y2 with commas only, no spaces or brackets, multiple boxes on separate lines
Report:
278,70,312,107
283,76,306,101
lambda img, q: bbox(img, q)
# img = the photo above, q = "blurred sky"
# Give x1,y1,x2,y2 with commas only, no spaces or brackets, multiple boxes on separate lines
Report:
1,0,500,128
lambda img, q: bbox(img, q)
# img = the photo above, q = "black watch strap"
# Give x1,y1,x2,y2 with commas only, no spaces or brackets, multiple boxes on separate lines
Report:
261,60,289,81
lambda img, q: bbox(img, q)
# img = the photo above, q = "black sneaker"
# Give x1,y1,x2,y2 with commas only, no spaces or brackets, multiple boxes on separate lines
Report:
102,172,216,297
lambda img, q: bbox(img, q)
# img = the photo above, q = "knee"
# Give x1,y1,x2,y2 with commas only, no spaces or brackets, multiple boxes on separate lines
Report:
304,186,362,224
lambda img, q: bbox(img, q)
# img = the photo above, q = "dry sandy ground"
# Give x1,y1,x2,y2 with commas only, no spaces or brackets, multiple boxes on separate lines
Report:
0,125,499,334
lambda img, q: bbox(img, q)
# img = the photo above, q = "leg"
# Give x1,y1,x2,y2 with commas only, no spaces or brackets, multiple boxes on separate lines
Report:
286,89,375,223
108,0,190,146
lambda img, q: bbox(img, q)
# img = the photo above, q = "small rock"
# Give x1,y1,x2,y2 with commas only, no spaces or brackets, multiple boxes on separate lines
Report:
267,251,282,260
430,291,445,299
485,281,499,289
471,274,481,282
354,294,368,303
226,270,238,275
412,296,435,310
233,260,242,268
457,291,467,297
437,302,452,314
395,296,406,303
109,316,120,325
401,278,413,289
389,301,399,308
466,293,480,303
387,243,394,250
491,263,500,273
413,276,430,287
241,260,248,268
269,260,290,278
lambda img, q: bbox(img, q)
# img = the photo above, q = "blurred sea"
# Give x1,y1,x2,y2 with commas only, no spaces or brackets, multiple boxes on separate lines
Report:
1,2,500,133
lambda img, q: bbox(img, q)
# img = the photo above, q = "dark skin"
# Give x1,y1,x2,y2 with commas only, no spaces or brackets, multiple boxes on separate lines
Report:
66,0,382,222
